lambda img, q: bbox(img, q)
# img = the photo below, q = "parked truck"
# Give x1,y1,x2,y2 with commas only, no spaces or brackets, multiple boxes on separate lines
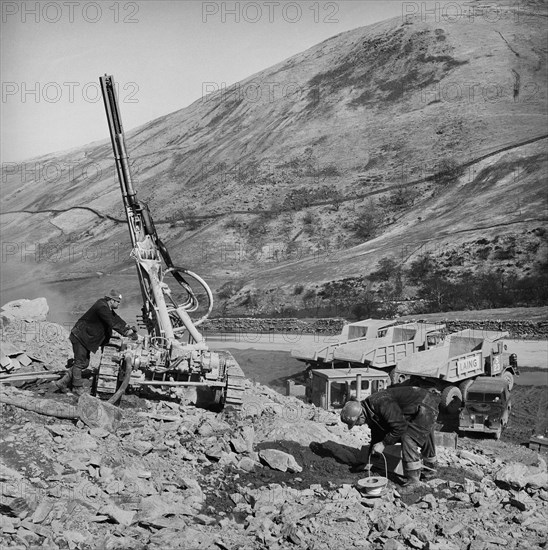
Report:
290,319,397,366
292,320,443,368
332,322,445,382
458,377,512,439
392,329,519,409
292,320,444,403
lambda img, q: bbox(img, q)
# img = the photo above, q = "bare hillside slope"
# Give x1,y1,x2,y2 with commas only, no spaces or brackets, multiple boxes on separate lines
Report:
1,5,547,318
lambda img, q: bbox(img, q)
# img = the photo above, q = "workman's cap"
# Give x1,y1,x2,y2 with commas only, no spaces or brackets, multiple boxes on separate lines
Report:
106,289,122,302
340,400,364,430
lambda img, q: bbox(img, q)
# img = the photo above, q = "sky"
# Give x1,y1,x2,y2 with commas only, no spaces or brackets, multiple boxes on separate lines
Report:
0,0,417,163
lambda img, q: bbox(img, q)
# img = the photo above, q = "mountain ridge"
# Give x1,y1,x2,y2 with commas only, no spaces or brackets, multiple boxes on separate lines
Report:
1,5,547,318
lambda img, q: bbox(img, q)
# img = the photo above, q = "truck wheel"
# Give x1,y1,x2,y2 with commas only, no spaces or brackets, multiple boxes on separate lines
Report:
441,386,462,411
390,369,409,386
459,379,475,402
502,371,514,391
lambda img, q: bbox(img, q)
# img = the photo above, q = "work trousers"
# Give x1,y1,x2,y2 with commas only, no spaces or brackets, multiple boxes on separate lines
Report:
401,392,439,470
68,335,91,389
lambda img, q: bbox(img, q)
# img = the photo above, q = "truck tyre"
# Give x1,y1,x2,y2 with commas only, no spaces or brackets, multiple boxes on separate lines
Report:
441,385,462,411
459,379,475,402
390,369,409,386
502,371,514,391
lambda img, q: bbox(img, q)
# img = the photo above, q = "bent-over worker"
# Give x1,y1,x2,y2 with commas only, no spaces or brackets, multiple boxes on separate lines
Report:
50,290,139,396
340,386,439,485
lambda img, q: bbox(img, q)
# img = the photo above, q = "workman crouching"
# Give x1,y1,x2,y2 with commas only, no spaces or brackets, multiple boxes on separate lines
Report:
340,386,440,486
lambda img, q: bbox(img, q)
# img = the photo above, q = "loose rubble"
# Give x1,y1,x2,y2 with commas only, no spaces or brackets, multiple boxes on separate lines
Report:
1,316,547,549
1,299,71,375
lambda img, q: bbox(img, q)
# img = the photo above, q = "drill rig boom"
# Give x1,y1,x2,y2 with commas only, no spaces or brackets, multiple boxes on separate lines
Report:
94,75,244,408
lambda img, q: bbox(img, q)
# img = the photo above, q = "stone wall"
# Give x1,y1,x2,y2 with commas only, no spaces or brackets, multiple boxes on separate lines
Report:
441,319,548,339
201,317,347,334
202,317,548,339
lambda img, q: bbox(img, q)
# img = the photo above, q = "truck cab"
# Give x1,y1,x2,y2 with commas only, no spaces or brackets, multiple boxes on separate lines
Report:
309,367,390,411
459,378,512,439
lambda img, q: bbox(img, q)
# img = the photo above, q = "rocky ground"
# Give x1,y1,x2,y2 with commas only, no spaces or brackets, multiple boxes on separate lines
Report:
0,311,547,549
1,378,547,550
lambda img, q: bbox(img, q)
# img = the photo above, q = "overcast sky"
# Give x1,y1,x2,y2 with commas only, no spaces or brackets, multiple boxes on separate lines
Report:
0,0,424,163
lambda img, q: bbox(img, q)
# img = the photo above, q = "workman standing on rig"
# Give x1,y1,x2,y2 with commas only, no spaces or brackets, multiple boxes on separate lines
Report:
340,386,440,486
50,290,139,397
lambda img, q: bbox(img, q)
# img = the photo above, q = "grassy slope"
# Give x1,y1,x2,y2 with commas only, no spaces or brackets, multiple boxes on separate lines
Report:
1,6,547,316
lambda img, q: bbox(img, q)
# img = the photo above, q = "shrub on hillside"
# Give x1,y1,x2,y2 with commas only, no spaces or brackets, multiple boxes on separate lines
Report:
432,158,462,185
406,254,435,285
368,258,401,283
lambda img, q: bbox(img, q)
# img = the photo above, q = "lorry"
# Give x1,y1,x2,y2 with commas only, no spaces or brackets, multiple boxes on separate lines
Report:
290,319,397,365
91,75,245,409
391,329,519,410
458,377,512,439
291,320,444,381
332,322,445,381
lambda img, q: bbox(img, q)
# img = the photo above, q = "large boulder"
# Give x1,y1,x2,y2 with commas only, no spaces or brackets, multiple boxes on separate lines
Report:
495,462,548,490
1,298,49,323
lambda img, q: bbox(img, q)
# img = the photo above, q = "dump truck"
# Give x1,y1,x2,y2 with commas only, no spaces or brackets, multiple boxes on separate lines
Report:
91,75,245,409
332,322,445,381
392,329,519,409
458,378,512,439
292,320,444,403
292,320,444,377
290,319,397,366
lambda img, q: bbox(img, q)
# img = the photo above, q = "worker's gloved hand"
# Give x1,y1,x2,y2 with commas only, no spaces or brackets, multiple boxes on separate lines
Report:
372,442,385,455
125,325,140,341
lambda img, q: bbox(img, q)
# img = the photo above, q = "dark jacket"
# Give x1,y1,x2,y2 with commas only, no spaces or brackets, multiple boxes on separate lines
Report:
362,386,439,446
71,298,129,353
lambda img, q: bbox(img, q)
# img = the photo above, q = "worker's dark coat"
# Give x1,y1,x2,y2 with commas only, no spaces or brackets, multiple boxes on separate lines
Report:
70,298,129,353
362,386,439,446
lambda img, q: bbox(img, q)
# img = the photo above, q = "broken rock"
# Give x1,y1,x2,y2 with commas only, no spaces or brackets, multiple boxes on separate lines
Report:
495,462,548,490
78,393,123,433
258,448,303,473
1,298,49,323
100,503,136,526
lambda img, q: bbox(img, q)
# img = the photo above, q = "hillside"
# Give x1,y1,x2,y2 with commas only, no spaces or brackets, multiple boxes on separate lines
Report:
1,3,547,320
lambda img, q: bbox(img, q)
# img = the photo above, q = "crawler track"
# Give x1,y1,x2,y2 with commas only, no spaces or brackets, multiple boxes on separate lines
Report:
220,351,246,409
93,337,124,399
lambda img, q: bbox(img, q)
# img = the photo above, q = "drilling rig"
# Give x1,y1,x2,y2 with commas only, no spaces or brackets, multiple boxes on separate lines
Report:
92,74,245,409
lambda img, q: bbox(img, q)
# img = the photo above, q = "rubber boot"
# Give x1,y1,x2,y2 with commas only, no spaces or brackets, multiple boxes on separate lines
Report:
402,468,422,487
71,386,86,398
421,459,438,481
48,373,71,393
